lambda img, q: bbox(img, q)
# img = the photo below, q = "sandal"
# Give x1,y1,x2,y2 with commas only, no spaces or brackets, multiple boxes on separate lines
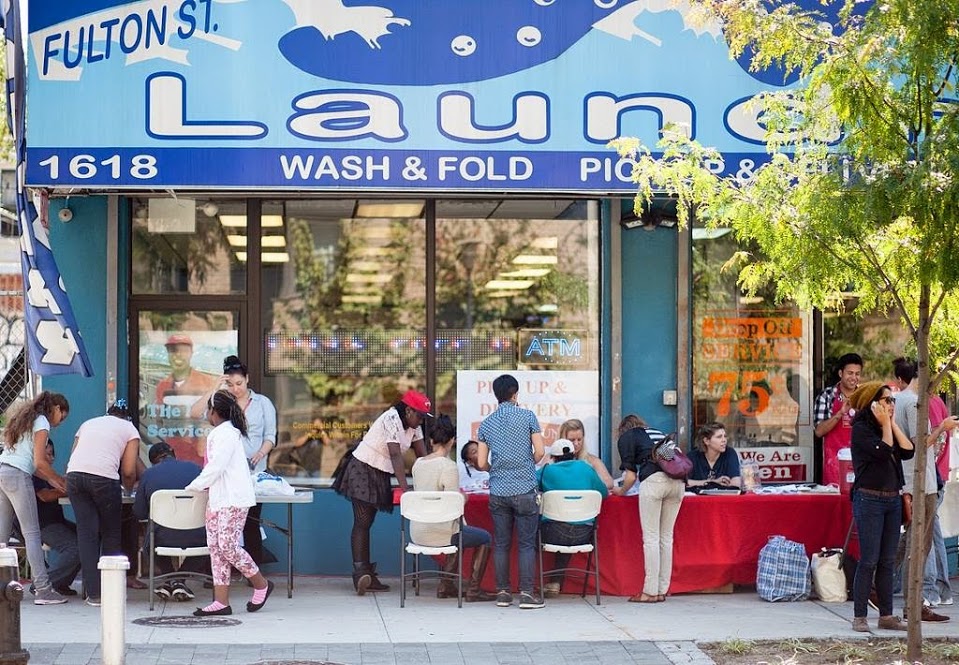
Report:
656,595,666,602
628,593,659,603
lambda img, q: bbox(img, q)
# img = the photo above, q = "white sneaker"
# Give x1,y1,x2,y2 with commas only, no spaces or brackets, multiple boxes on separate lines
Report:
940,597,954,606
34,588,67,605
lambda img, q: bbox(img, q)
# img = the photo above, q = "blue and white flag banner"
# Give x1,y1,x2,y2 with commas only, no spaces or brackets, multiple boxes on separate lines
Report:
22,0,832,193
4,0,93,377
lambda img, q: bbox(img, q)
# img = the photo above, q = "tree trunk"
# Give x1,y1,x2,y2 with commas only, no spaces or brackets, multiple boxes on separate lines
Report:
906,285,931,662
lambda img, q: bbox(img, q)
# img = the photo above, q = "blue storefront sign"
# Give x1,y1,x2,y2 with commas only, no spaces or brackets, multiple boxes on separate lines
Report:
26,0,804,192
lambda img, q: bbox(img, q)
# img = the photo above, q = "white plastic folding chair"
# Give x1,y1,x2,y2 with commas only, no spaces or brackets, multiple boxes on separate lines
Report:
399,491,465,608
538,489,603,605
148,489,212,611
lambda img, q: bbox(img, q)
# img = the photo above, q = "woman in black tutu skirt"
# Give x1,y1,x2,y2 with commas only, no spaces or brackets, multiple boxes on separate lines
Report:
332,390,432,595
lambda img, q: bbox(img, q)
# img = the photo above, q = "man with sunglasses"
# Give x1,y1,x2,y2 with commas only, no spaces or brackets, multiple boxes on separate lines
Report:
892,357,957,622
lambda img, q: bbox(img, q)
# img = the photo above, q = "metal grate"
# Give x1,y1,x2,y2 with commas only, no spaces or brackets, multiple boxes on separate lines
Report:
132,616,242,628
0,300,27,417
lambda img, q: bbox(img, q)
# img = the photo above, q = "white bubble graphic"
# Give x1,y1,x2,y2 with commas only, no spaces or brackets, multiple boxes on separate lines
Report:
451,35,477,57
516,26,542,47
534,0,557,6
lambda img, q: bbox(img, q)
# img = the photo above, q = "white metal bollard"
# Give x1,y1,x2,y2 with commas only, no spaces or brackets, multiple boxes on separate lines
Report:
99,555,129,665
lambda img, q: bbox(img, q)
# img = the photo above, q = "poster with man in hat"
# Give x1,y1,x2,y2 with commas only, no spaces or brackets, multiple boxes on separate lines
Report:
143,333,228,465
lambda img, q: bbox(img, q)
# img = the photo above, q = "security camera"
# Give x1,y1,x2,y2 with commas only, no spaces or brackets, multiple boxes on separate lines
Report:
57,207,73,223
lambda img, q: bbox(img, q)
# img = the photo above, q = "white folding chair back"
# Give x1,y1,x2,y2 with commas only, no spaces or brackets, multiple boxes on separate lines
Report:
150,490,208,530
148,490,212,610
539,490,604,605
541,490,602,523
399,491,465,608
400,491,465,524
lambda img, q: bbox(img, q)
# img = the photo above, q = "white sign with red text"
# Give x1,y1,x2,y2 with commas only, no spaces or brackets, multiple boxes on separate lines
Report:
456,370,599,458
737,446,809,483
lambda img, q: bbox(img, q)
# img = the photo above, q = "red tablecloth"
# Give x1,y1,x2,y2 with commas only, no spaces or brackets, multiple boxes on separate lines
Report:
463,492,853,596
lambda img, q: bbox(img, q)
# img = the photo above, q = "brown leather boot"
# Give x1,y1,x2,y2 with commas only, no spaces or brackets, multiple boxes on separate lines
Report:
367,562,390,592
437,553,459,598
465,545,496,602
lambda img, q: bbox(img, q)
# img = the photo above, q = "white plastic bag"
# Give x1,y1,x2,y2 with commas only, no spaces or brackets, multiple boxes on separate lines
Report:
940,480,959,538
252,471,295,497
811,548,847,602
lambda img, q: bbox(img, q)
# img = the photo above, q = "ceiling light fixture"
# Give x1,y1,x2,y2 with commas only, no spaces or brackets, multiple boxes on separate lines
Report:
219,214,284,228
346,273,393,284
355,201,425,218
511,255,558,265
499,268,551,278
530,237,558,249
484,279,534,290
342,295,384,304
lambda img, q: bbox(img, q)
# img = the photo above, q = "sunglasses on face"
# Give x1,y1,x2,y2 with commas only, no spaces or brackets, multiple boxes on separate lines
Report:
879,396,896,405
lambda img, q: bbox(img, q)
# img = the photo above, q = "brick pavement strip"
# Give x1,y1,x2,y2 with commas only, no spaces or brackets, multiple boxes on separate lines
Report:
29,641,715,665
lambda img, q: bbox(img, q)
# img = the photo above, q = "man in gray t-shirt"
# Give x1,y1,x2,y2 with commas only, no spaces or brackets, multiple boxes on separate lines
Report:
892,357,956,621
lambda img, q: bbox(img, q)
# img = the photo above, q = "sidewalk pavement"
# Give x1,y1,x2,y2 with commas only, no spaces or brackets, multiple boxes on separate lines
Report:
18,577,957,665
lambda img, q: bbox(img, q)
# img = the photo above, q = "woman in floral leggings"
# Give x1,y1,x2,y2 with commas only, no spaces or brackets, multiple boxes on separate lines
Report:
186,390,273,616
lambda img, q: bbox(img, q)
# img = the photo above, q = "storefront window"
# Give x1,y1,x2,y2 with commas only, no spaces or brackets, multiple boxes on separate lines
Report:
131,198,247,295
259,200,427,481
136,310,239,466
691,224,814,483
258,199,600,482
435,200,601,457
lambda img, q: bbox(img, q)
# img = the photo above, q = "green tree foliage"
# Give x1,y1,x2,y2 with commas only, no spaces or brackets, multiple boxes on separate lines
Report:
613,1,959,657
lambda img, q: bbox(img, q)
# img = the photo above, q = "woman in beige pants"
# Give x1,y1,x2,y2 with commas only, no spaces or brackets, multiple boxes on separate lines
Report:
613,415,685,602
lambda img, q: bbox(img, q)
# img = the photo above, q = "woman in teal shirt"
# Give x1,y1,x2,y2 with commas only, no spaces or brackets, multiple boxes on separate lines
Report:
538,438,608,597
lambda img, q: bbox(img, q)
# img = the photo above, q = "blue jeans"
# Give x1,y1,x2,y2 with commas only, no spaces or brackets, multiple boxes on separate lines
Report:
451,525,491,549
540,520,593,583
489,492,539,593
67,472,122,600
853,491,901,618
0,465,52,590
923,492,953,604
41,521,81,591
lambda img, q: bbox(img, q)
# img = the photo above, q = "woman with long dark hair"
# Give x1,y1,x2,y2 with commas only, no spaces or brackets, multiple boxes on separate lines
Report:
332,390,430,595
0,391,70,605
848,381,913,632
614,413,684,603
66,398,141,606
411,415,495,602
226,356,276,564
186,390,273,616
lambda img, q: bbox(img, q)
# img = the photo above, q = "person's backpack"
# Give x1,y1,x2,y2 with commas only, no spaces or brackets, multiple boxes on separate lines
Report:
757,535,811,602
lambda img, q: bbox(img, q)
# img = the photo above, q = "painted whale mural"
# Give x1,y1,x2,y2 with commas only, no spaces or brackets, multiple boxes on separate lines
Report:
277,0,723,86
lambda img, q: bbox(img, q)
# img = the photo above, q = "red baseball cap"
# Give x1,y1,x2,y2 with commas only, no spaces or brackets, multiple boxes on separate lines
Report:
165,334,193,348
401,390,433,417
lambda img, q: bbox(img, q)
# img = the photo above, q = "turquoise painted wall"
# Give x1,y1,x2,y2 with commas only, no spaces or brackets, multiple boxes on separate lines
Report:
619,225,679,435
44,197,109,448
